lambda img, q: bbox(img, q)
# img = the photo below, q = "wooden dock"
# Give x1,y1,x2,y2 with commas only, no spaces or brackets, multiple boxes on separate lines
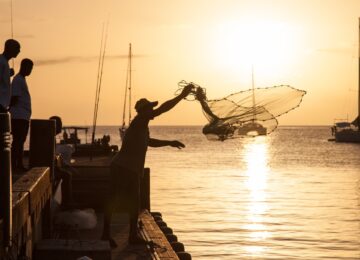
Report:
0,117,189,259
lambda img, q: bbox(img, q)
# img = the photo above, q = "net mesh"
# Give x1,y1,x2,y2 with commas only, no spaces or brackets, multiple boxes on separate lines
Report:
178,81,306,141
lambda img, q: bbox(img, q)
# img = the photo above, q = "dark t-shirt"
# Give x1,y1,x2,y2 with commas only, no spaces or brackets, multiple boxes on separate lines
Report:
112,113,151,174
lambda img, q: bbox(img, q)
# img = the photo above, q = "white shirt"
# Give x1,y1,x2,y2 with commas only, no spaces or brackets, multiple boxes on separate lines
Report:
10,74,31,120
56,144,75,166
0,54,11,109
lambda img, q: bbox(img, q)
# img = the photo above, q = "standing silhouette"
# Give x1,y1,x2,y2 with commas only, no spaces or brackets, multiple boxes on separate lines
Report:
0,39,20,112
9,58,33,171
102,83,194,247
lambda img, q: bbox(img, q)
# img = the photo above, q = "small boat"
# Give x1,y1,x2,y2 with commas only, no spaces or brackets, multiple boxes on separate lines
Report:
331,120,360,143
238,121,267,136
59,26,118,157
60,126,118,156
331,18,360,143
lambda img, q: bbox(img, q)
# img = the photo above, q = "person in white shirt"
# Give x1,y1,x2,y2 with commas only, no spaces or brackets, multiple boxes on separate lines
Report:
50,116,75,208
0,39,21,112
9,58,33,171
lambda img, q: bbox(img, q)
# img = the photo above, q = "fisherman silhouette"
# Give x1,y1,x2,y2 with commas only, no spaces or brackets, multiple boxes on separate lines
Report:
10,58,33,171
50,116,75,209
195,87,235,140
101,83,194,247
0,39,20,112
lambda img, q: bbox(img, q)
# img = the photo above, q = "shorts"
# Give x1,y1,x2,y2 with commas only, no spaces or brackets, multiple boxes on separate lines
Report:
110,164,140,214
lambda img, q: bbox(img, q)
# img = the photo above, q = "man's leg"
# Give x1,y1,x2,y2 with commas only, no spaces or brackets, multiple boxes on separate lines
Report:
11,119,21,169
59,166,74,208
101,164,119,248
11,119,29,170
17,120,29,169
128,170,146,244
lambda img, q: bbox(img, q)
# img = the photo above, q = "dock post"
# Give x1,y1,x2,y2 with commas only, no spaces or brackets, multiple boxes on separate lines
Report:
0,112,13,249
29,119,56,180
29,119,56,238
141,167,151,211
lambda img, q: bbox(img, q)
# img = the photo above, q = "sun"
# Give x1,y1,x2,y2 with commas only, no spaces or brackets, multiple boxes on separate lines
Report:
211,19,300,79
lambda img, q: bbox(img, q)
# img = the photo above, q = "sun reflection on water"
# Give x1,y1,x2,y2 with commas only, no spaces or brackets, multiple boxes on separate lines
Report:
243,138,270,256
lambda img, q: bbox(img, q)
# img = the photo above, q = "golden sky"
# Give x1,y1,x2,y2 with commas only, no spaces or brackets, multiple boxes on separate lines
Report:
0,0,359,125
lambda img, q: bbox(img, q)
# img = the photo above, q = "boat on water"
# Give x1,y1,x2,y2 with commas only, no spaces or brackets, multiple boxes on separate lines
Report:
57,27,119,156
119,43,133,141
331,18,360,143
238,121,267,136
60,126,118,156
237,67,267,136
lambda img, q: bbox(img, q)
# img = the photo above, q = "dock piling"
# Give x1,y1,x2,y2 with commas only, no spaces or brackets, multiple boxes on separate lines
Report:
29,119,56,180
141,167,151,211
0,112,13,249
29,119,56,238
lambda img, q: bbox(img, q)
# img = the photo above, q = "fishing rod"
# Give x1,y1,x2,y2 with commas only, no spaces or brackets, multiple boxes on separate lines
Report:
91,20,109,145
121,43,132,127
10,0,15,69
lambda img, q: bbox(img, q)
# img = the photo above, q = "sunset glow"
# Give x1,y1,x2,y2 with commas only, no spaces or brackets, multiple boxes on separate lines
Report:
212,19,300,76
0,0,359,125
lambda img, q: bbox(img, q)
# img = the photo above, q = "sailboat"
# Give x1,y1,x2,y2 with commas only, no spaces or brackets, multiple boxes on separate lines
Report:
59,22,119,156
119,43,132,141
237,67,267,136
331,18,360,143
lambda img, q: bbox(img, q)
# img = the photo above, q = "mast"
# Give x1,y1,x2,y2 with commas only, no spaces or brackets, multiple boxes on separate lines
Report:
122,43,132,131
121,43,132,128
10,0,14,39
91,22,108,144
128,43,132,125
10,0,14,68
251,65,256,122
358,17,360,130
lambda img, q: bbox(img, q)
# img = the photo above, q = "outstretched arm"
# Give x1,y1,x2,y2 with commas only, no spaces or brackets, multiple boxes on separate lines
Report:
152,84,194,118
148,138,185,149
195,88,219,121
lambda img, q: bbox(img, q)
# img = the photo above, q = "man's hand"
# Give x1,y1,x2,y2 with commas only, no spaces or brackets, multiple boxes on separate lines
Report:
170,140,185,149
181,84,194,97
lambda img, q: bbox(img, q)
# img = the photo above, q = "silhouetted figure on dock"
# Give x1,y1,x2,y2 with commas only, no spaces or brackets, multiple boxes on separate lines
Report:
50,116,74,208
102,84,194,247
10,58,33,171
0,39,21,112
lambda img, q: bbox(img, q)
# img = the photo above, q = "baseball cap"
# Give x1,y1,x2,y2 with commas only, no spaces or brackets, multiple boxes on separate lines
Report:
135,98,158,112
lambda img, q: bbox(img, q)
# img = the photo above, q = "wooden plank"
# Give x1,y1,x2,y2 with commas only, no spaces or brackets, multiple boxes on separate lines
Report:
12,167,51,213
139,210,179,260
34,239,111,260
11,191,29,235
71,155,113,167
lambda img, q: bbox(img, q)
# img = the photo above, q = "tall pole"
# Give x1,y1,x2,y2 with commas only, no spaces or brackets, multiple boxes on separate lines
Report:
10,0,13,38
251,65,256,122
358,17,360,130
10,0,15,69
0,113,13,249
128,43,132,124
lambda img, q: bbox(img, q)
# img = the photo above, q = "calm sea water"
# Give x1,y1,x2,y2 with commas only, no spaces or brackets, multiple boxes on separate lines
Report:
55,126,360,259
89,125,360,260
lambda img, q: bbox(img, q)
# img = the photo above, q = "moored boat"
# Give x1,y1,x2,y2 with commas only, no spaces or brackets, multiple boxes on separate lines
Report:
331,18,360,143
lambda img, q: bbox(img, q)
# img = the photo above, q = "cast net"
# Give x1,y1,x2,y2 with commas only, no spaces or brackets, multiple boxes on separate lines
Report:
177,80,306,141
